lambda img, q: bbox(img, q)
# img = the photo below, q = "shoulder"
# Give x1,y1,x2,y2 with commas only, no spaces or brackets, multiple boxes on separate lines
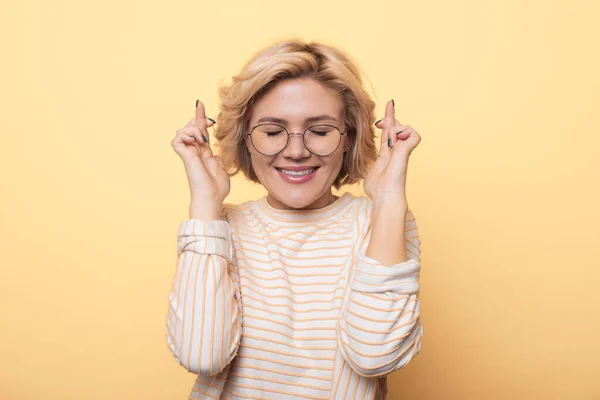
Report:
221,198,261,223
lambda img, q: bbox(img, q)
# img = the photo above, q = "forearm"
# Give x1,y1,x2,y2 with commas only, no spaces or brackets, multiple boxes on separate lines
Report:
166,219,242,375
166,254,240,375
189,198,223,221
338,201,423,376
365,195,408,266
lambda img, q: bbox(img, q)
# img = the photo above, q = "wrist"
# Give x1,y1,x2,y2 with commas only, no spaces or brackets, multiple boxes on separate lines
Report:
189,199,222,221
372,191,407,208
372,195,407,220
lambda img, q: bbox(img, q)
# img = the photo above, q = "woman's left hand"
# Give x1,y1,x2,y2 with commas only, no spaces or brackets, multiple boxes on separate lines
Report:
363,99,421,203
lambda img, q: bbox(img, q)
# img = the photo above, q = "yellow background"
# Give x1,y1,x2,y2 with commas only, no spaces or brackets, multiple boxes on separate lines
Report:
1,0,598,398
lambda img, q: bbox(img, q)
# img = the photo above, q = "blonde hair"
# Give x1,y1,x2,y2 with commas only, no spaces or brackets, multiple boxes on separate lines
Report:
213,38,378,189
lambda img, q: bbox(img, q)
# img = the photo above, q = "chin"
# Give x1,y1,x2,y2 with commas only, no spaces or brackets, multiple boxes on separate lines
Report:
268,182,331,209
273,191,316,209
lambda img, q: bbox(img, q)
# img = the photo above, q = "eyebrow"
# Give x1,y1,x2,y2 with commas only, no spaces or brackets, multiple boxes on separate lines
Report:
256,114,338,124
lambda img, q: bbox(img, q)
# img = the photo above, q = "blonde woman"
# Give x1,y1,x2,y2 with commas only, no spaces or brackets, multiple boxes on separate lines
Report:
166,39,423,400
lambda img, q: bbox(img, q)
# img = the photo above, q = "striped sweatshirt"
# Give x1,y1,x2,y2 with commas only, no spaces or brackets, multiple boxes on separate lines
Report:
165,191,423,399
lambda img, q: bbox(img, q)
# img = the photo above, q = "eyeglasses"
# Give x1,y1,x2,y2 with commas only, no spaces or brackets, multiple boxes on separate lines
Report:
247,123,347,157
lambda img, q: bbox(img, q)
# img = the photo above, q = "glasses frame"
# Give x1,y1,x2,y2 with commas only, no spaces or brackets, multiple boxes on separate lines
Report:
247,123,348,157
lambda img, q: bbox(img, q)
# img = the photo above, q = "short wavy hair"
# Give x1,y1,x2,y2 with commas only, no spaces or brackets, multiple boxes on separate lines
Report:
213,38,378,189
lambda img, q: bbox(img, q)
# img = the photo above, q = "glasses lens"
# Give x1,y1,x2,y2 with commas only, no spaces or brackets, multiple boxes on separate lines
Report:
251,124,288,155
304,125,341,156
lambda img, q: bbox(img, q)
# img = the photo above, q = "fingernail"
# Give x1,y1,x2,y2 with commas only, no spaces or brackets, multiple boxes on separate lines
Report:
208,117,216,124
388,138,392,147
196,99,199,108
392,99,395,108
375,119,382,125
201,134,207,143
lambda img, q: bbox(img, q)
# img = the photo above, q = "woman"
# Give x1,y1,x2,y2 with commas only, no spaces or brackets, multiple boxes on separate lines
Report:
166,39,423,400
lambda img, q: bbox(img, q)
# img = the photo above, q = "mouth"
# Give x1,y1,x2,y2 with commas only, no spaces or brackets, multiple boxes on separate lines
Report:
275,166,320,183
275,167,320,176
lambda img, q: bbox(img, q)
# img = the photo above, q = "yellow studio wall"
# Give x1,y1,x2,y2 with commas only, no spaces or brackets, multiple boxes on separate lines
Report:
1,0,598,398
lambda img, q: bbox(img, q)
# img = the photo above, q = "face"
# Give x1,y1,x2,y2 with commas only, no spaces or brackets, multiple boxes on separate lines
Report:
245,78,350,210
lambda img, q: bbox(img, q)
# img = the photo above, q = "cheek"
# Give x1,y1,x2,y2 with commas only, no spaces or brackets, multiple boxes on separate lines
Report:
249,152,276,182
322,155,345,176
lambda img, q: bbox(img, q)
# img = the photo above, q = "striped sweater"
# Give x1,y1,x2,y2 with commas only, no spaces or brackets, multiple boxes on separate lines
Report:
165,191,423,399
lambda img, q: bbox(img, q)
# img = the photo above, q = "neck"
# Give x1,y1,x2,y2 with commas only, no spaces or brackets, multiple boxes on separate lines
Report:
266,191,338,211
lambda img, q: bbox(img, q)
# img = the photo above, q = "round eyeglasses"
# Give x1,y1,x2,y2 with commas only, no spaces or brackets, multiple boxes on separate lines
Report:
247,123,347,157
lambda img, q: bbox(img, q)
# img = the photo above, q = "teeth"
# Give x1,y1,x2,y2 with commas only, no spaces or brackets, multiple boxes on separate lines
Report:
279,168,316,177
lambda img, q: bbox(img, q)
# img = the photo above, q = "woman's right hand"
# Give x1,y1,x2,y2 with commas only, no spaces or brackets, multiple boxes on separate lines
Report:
171,100,231,216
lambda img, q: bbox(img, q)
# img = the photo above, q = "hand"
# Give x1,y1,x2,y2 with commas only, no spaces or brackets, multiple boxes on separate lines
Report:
363,99,421,203
171,100,231,206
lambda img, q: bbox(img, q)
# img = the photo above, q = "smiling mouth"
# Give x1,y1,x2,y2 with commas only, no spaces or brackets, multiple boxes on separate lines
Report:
275,167,320,177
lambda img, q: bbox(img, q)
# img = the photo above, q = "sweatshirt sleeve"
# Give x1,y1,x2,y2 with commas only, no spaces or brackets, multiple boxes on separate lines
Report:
165,217,243,376
337,208,423,377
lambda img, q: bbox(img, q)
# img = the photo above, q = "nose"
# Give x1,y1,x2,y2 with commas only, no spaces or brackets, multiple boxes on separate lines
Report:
281,132,310,158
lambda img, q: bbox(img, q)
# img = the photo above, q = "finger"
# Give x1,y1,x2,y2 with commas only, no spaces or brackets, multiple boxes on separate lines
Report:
394,126,411,142
179,133,196,144
177,126,215,159
193,100,208,144
194,100,216,146
185,116,215,129
391,123,410,148
378,99,395,155
194,99,206,125
172,132,198,154
385,100,399,148
178,125,204,143
194,100,212,146
375,117,402,130
175,127,203,156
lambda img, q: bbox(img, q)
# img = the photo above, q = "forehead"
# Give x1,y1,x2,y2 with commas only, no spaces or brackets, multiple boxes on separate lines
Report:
250,78,344,124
